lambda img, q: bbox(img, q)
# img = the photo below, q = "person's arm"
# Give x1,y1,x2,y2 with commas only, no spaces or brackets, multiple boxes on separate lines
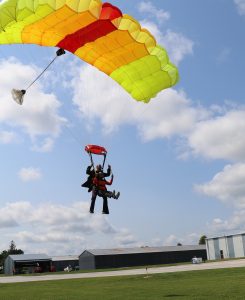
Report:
105,174,114,185
86,165,93,175
104,165,111,177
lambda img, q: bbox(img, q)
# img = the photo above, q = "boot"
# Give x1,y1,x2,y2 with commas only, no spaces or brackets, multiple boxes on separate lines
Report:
115,192,120,199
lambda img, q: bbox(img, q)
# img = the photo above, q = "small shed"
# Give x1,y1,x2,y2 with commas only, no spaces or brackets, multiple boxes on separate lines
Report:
4,254,51,275
51,255,79,272
79,245,207,270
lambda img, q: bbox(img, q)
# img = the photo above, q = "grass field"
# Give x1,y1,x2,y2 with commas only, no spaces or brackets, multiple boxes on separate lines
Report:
1,267,245,300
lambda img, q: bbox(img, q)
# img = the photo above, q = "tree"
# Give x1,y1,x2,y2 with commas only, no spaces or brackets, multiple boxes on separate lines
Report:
199,235,207,245
0,241,24,267
177,242,182,246
0,250,8,268
8,240,24,255
9,240,16,252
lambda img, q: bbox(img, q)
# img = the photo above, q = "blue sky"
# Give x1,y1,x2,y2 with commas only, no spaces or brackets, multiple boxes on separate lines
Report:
0,0,245,255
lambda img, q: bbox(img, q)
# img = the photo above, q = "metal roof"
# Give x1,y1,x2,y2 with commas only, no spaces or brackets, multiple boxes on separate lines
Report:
51,255,79,261
81,245,206,256
8,254,51,261
206,231,245,240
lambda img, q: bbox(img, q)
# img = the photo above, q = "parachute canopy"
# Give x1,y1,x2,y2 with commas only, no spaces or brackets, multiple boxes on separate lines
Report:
0,0,179,102
85,145,107,156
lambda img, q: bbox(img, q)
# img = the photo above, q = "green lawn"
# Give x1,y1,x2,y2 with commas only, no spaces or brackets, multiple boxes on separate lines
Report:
0,267,245,300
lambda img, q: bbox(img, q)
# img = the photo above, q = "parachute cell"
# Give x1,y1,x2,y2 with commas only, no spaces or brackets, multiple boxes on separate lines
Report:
0,0,179,102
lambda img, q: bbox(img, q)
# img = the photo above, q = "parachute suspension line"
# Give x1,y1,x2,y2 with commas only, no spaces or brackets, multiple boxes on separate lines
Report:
63,124,84,147
133,101,152,122
25,48,66,91
83,85,92,146
25,56,57,90
11,48,66,105
88,152,107,172
102,153,107,170
89,152,95,170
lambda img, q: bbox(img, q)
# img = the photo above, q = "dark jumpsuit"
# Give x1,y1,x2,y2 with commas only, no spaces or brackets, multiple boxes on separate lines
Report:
90,175,113,214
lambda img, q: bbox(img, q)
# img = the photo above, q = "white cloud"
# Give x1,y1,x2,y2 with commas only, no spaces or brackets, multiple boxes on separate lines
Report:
31,137,54,152
137,90,206,141
188,110,245,161
17,231,84,244
150,238,163,247
71,64,207,140
164,234,179,245
0,58,67,148
162,30,194,66
234,0,245,15
207,218,232,235
195,163,245,208
0,217,18,229
114,229,137,246
140,21,194,65
137,2,194,66
207,210,245,237
0,201,137,254
164,233,199,246
71,64,245,165
0,130,17,144
138,1,170,23
0,202,32,227
18,167,42,182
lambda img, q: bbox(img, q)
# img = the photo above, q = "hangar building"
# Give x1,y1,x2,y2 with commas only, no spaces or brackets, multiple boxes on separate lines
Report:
206,232,245,260
51,255,79,272
4,254,51,275
79,245,207,270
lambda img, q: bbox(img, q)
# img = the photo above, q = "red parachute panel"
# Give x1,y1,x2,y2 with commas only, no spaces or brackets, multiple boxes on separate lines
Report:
85,145,107,155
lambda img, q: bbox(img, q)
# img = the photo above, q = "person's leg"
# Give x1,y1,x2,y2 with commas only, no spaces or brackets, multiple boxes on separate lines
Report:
97,190,113,198
103,191,113,198
81,180,89,187
109,190,120,199
114,191,120,199
102,196,109,214
89,189,97,213
88,184,93,193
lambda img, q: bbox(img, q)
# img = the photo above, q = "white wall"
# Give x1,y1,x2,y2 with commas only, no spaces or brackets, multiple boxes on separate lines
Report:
207,234,245,260
206,239,215,260
219,237,229,259
233,235,244,258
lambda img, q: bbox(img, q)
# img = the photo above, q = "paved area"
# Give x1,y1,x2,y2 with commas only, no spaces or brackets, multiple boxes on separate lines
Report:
1,259,245,284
